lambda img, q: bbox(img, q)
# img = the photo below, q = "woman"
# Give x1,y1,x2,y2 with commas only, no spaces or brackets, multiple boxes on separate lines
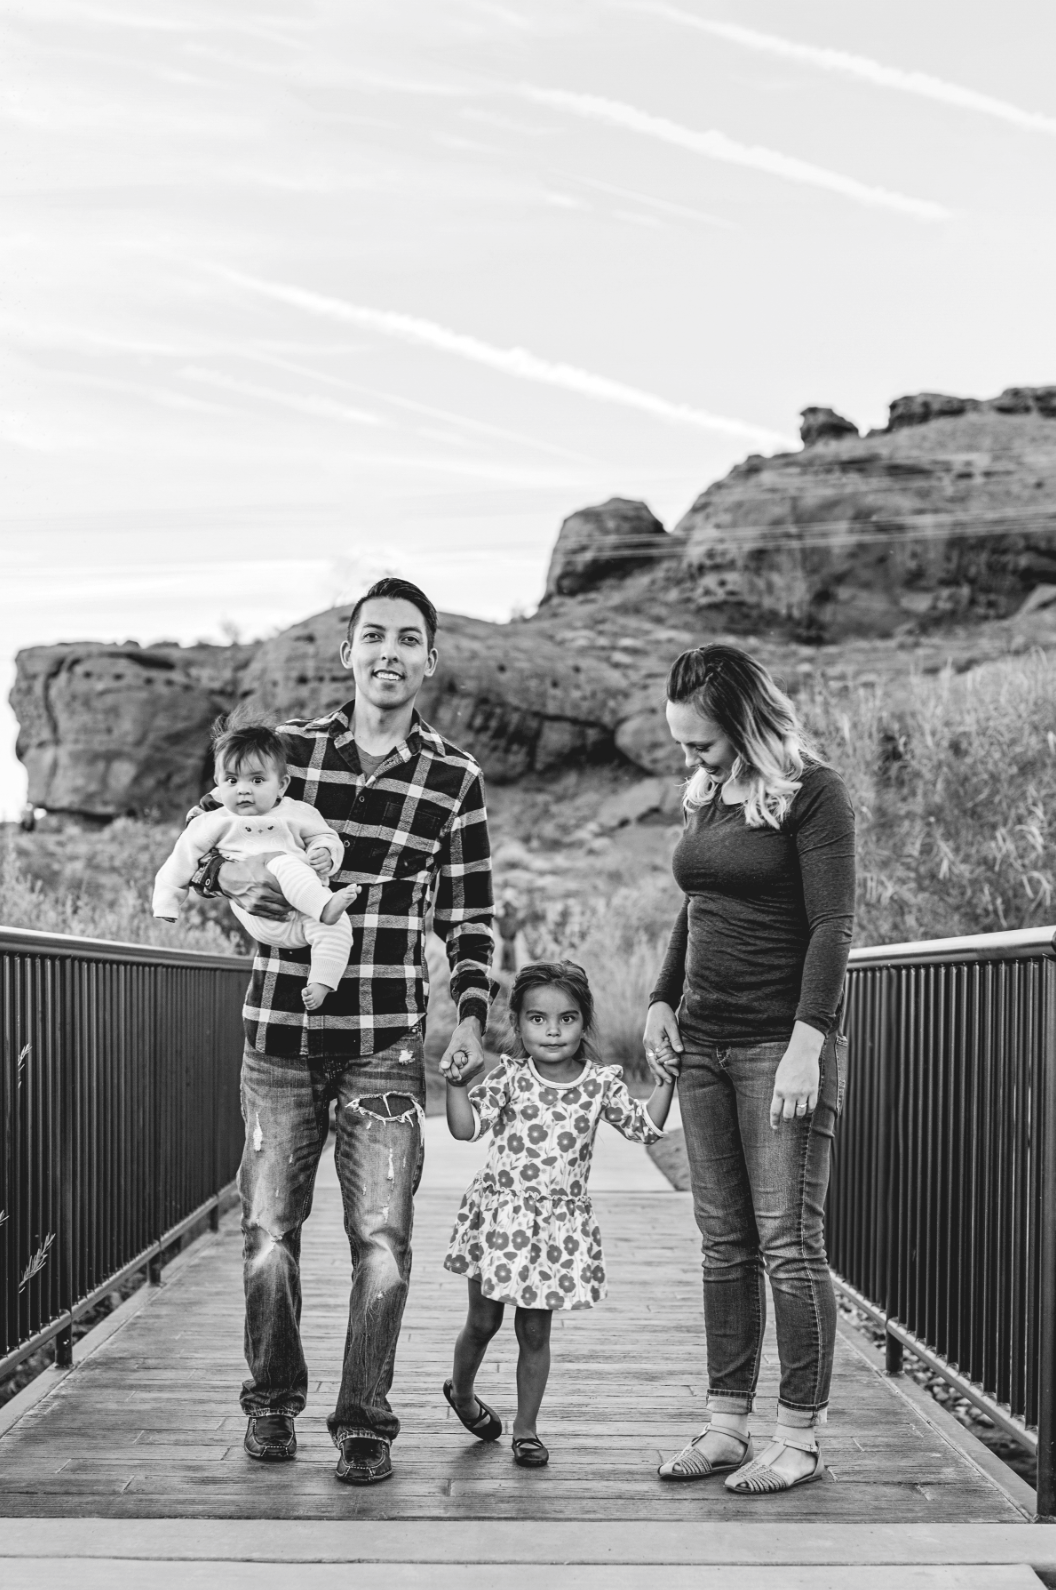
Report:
644,644,855,1495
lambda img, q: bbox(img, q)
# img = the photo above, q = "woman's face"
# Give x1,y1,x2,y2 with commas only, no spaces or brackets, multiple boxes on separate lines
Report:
666,700,737,779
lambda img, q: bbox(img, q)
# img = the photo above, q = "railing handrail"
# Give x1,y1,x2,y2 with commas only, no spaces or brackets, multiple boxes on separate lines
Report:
848,924,1056,968
0,922,253,973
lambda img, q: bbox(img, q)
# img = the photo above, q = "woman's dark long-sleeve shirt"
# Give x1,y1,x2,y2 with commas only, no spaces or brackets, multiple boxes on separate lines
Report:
649,763,856,1043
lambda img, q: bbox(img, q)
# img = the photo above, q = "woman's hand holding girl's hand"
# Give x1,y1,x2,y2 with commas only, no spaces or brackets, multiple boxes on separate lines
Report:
770,1021,825,1129
643,1002,684,1084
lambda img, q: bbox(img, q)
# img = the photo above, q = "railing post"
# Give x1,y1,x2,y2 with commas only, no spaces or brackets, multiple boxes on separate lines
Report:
54,1324,73,1368
885,1331,904,1376
1036,960,1056,1521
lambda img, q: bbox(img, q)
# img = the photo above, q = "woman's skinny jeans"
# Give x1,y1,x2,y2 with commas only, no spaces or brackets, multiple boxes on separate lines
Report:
677,1030,845,1428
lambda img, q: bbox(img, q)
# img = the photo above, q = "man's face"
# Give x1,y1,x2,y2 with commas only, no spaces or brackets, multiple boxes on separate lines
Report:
340,597,437,711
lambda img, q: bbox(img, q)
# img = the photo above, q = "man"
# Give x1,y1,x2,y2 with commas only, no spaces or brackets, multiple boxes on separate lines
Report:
194,577,493,1485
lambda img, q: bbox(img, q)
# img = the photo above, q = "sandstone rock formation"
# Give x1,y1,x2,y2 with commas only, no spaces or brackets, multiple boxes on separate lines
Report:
12,640,253,821
671,389,1056,641
12,386,1056,821
542,497,669,599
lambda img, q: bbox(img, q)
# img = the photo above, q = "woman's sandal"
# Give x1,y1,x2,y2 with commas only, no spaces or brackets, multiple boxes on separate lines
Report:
724,1439,825,1494
442,1379,503,1442
512,1434,550,1468
658,1426,753,1480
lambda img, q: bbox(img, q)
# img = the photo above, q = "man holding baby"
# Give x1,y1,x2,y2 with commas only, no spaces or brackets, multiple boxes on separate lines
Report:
194,577,494,1486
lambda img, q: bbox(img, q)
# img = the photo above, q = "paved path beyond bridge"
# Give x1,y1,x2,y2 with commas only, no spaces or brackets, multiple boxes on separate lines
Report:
1,1120,1050,1586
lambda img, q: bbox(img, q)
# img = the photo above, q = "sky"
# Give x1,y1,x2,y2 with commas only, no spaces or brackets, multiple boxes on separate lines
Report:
2,0,1056,816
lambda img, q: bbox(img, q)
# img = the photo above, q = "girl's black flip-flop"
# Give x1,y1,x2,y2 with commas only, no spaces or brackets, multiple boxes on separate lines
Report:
512,1435,549,1468
443,1379,503,1441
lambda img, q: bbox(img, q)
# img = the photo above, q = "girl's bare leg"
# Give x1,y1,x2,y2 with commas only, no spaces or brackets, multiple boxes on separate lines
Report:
449,1279,504,1419
513,1307,552,1438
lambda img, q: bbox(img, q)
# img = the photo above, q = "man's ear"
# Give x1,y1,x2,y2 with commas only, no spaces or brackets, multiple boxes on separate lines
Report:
339,639,353,670
424,647,438,678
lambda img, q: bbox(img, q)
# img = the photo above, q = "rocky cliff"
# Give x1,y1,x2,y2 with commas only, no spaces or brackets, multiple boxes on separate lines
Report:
12,386,1056,821
668,388,1056,642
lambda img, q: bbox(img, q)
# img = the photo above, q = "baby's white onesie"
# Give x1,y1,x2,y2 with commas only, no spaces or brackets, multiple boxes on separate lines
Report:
152,797,353,990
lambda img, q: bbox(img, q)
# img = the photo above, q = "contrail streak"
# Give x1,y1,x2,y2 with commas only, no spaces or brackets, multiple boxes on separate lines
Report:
215,267,795,449
650,7,1056,137
519,86,950,219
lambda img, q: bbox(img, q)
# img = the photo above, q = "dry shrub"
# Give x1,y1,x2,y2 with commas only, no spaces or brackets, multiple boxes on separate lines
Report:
802,649,1056,944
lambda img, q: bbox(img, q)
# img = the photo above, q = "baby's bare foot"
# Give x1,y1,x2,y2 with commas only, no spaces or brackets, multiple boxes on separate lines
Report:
302,983,329,1010
320,883,360,926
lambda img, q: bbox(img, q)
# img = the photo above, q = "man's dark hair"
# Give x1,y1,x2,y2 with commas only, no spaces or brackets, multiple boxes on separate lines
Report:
346,577,438,648
211,718,289,778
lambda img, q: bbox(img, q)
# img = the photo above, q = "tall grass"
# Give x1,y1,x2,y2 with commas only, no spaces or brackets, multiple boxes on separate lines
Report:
803,650,1056,944
0,822,244,956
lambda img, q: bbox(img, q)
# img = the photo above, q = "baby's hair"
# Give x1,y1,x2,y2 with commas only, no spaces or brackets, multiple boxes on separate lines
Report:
507,960,596,1060
211,716,289,779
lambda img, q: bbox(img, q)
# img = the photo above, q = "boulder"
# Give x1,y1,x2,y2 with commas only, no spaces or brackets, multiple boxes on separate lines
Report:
800,407,858,447
595,777,668,830
543,498,668,599
12,640,250,820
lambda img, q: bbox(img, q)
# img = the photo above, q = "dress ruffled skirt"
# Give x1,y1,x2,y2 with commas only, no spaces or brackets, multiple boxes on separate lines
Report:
444,1175,607,1310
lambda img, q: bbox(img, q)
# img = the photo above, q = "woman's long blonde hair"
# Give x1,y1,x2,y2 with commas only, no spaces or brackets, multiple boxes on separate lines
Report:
667,645,820,829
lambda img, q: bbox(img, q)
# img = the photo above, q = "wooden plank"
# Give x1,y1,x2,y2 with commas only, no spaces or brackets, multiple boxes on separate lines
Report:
0,1150,1027,1524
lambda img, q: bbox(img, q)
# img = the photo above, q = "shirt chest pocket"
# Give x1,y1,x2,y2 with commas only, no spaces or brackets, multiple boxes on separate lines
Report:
373,798,449,881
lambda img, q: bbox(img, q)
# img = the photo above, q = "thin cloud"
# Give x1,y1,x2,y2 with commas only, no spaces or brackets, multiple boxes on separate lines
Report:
570,173,737,229
181,368,385,428
520,86,950,220
243,351,605,466
214,267,795,449
651,7,1056,137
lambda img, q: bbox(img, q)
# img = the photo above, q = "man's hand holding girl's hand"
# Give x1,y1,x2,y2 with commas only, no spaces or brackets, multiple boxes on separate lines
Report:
439,1017,486,1089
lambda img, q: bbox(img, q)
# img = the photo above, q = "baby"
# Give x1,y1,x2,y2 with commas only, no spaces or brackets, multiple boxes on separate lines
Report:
153,721,359,1010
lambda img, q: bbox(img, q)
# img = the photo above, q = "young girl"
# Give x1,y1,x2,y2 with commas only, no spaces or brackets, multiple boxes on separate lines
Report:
439,960,675,1468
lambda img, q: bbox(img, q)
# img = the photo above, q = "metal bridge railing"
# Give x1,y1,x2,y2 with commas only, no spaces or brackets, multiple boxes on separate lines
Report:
831,925,1056,1519
0,926,250,1382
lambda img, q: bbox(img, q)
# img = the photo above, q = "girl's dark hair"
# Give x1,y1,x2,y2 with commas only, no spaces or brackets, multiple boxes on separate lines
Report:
211,716,289,778
506,960,596,1061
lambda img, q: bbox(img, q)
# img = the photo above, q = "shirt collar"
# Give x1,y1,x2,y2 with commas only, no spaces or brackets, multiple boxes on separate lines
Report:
329,700,433,765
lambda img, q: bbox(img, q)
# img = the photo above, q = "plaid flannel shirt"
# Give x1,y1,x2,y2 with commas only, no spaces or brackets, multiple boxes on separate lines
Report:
224,702,494,1060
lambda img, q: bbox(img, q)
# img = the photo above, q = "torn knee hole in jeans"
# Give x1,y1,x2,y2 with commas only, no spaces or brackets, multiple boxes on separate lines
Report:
345,1093,424,1130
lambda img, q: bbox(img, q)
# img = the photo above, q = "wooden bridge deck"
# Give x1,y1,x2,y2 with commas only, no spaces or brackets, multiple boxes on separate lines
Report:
0,1130,1032,1530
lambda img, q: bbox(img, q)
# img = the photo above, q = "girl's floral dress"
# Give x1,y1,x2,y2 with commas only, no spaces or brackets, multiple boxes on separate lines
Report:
443,1053,663,1310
